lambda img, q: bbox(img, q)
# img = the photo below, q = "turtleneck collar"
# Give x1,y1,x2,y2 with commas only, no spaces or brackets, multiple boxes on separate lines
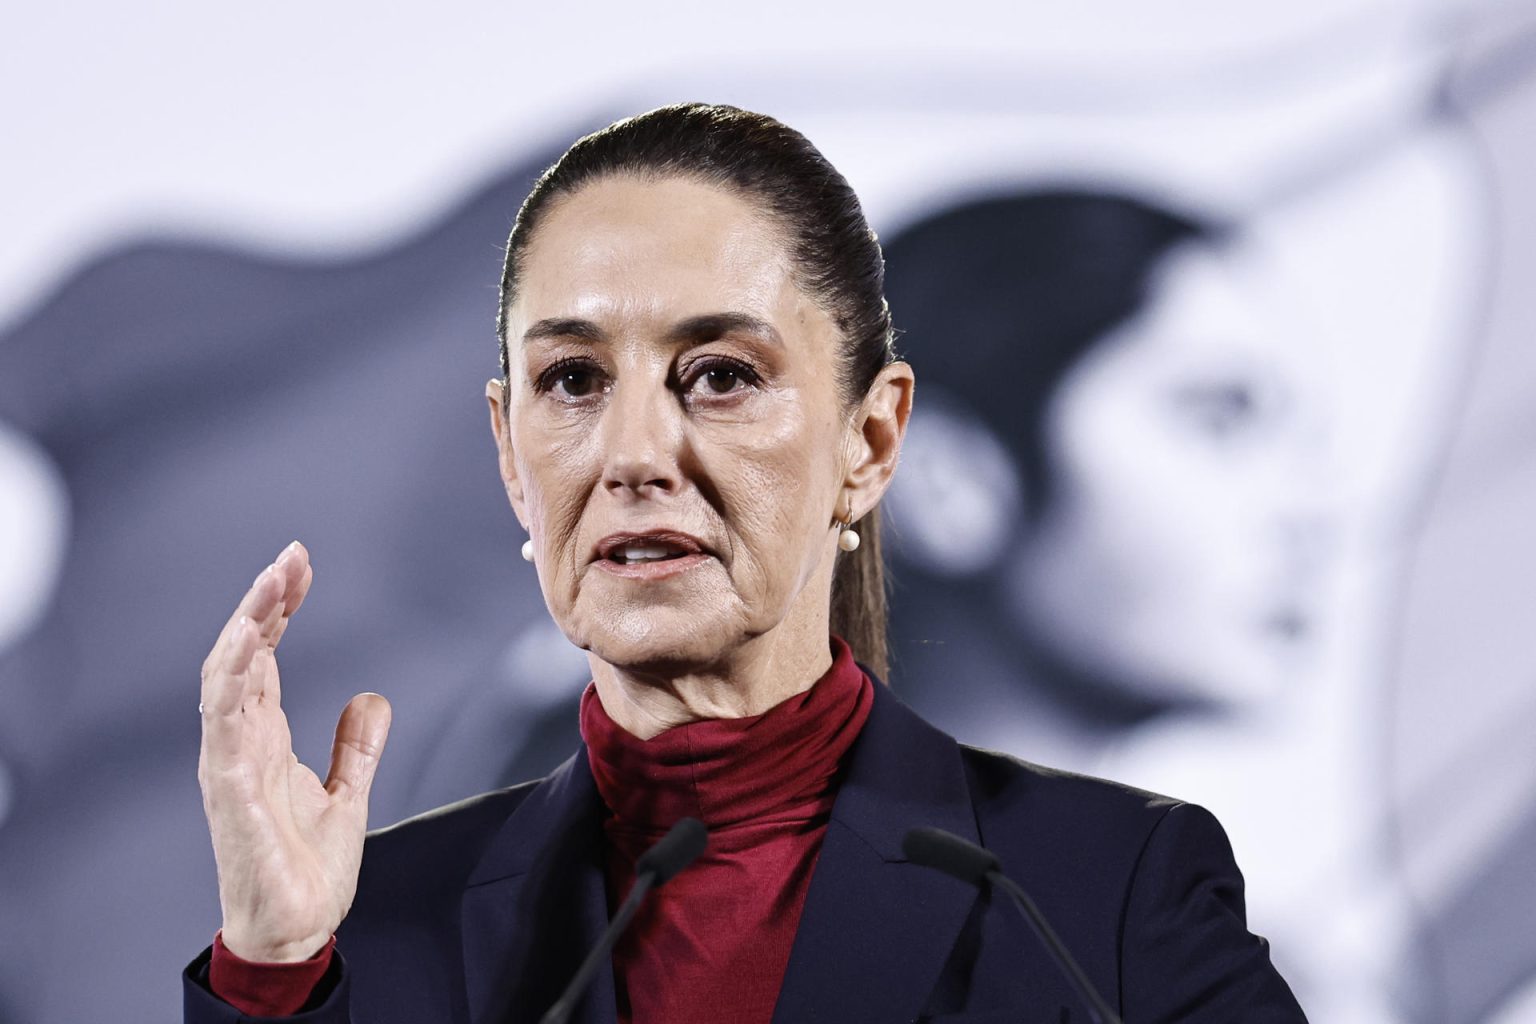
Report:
580,635,874,837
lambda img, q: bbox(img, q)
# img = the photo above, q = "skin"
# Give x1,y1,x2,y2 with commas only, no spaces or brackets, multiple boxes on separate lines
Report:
197,542,390,963
491,175,912,736
1009,241,1322,707
197,173,912,961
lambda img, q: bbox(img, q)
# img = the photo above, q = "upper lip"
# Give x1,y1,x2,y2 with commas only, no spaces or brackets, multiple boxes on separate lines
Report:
593,530,709,562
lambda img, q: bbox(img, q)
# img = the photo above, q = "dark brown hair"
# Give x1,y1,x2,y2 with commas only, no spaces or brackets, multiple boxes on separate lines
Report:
882,191,1209,523
495,102,896,678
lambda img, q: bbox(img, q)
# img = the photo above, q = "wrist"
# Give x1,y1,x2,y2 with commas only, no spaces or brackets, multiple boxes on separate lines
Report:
218,925,332,964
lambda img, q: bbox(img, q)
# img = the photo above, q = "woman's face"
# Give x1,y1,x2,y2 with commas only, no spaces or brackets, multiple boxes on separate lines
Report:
1009,241,1328,707
488,175,900,674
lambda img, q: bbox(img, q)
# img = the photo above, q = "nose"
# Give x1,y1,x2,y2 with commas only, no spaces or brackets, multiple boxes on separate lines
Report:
1263,434,1338,596
1271,393,1336,587
1275,505,1333,584
598,373,685,501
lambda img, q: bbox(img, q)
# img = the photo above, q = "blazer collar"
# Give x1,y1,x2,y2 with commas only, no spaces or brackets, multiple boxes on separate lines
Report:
827,674,980,860
461,751,615,1024
460,677,981,1024
771,678,983,1023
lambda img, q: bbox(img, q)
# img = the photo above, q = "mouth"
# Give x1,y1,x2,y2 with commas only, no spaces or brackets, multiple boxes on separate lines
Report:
1261,605,1311,643
594,531,709,566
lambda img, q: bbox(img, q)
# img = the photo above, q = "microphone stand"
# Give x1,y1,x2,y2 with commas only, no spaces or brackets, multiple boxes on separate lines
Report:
904,826,1123,1024
538,873,658,1024
539,817,707,1024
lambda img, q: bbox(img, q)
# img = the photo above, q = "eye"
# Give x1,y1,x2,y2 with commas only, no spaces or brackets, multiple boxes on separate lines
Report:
683,358,759,398
535,357,606,400
701,367,744,394
1170,380,1261,438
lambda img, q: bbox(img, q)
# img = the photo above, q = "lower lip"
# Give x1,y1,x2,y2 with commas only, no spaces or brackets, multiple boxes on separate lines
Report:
594,553,711,580
1260,606,1310,642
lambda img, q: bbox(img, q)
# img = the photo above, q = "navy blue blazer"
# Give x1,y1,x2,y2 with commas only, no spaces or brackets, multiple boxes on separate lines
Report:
183,681,1307,1023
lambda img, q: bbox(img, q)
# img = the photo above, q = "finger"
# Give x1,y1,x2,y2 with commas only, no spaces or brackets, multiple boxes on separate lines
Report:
200,615,260,765
234,541,304,638
198,551,303,763
252,542,311,647
267,561,313,649
274,539,311,607
202,561,286,684
255,549,314,705
237,550,296,637
324,693,392,808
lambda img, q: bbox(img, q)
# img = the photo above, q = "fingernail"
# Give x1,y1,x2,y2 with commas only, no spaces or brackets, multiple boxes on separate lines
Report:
254,564,275,585
285,540,301,555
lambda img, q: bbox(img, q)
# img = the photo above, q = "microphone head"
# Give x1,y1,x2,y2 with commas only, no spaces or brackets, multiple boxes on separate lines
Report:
902,827,1001,887
636,816,708,886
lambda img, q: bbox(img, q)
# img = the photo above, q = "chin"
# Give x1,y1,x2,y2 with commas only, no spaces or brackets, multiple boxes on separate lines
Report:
1098,638,1291,711
573,602,742,675
1123,601,1315,709
558,560,750,671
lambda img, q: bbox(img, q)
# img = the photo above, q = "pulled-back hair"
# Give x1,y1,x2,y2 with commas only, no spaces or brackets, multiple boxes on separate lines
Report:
882,191,1211,523
495,103,896,678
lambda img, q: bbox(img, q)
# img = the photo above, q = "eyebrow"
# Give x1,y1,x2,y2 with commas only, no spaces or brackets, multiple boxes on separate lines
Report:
522,317,607,344
521,312,784,348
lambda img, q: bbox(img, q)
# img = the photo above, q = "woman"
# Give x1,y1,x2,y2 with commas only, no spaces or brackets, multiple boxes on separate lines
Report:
185,104,1306,1023
880,191,1323,766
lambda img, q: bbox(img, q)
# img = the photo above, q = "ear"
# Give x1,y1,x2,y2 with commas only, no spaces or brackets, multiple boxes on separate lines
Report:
841,361,915,520
880,394,1026,576
485,378,530,528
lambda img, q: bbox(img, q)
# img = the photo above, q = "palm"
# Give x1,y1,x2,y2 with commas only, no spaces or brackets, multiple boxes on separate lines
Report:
198,543,391,962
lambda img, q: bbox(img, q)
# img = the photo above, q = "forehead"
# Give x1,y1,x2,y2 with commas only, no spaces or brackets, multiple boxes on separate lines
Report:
1074,243,1272,374
510,175,801,332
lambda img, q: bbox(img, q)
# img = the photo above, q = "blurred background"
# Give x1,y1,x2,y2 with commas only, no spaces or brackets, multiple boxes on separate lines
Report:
3,1,1535,1020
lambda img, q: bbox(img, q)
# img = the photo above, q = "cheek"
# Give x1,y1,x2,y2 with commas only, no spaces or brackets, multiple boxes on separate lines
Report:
701,393,840,581
1047,402,1284,626
1051,368,1230,564
516,419,600,577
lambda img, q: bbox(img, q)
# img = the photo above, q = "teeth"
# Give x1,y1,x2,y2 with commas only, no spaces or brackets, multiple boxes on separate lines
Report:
620,543,678,563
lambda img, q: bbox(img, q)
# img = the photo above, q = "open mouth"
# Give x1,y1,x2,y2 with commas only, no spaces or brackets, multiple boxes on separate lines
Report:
608,543,693,565
595,531,708,567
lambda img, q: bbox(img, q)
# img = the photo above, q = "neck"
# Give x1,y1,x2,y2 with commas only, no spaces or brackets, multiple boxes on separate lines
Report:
588,602,835,741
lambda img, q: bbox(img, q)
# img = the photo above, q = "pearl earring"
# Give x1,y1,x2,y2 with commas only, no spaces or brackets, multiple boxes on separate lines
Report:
521,538,535,563
837,515,861,553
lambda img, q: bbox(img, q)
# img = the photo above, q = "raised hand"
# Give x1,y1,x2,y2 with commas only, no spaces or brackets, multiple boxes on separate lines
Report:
197,541,392,962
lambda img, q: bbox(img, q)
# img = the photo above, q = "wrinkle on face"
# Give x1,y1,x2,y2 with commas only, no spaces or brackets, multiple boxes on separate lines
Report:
493,175,856,717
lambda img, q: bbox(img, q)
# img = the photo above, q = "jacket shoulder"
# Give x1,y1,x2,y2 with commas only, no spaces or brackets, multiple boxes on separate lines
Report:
354,778,544,903
953,749,1303,1017
959,744,1179,812
958,744,1184,865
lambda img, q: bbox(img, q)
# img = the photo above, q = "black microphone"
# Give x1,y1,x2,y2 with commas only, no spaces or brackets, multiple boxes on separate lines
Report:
539,817,708,1024
635,815,708,884
903,827,1123,1024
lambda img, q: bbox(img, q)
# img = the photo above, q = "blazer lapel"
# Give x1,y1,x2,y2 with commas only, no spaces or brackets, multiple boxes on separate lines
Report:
772,683,982,1024
461,750,617,1024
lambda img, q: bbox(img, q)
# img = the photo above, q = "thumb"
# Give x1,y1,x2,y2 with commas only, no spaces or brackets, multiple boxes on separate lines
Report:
325,692,392,806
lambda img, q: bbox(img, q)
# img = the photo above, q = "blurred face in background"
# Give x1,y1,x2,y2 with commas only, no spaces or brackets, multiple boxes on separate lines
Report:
1006,240,1327,707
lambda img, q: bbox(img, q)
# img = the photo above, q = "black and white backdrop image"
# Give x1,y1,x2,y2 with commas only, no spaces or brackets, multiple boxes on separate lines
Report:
2,2,1535,1021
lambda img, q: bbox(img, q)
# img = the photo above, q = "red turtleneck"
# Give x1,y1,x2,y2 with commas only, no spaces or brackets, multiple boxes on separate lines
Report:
207,637,873,1022
581,636,873,1024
